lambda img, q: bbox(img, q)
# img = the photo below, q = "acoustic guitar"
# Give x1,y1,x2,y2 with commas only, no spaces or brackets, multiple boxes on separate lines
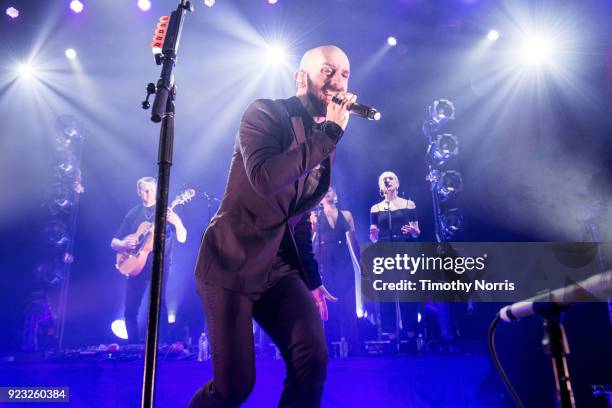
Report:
115,189,195,277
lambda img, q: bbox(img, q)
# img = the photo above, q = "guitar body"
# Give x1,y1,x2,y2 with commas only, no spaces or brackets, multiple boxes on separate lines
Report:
115,222,154,277
114,189,195,277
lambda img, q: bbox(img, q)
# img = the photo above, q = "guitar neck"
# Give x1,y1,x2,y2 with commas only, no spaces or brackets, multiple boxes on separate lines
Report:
167,189,195,212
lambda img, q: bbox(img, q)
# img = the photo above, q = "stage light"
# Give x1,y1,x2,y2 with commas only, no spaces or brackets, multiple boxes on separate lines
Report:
440,208,464,236
168,312,176,324
203,0,215,7
16,62,36,79
417,312,422,323
432,99,455,121
268,0,278,4
49,198,72,215
65,48,77,59
436,170,463,201
42,221,70,247
427,133,459,165
111,319,128,340
69,0,84,13
56,162,77,179
487,30,500,41
56,115,82,139
265,44,287,66
6,7,19,18
425,99,455,133
137,0,151,11
520,33,553,65
387,36,397,47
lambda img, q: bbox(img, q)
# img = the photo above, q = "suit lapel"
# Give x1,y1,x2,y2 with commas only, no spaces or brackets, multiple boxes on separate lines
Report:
290,115,307,204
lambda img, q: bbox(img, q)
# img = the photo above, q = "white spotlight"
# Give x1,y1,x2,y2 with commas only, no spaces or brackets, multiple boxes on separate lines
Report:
520,34,553,65
6,7,19,18
111,319,128,340
387,36,397,47
487,30,500,41
168,312,176,324
137,0,151,11
265,44,286,66
17,63,34,78
65,48,77,59
70,0,84,13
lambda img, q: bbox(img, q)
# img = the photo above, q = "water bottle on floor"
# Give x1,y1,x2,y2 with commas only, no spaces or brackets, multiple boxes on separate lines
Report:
416,334,425,355
197,332,210,361
340,337,348,358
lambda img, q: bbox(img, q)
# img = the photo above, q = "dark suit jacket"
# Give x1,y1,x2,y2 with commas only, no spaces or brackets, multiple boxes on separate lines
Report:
195,97,342,294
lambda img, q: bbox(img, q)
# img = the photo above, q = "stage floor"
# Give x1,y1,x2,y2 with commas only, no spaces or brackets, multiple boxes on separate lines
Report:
0,353,504,407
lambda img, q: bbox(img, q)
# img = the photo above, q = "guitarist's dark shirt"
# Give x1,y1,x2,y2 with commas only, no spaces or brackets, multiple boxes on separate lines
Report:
114,204,176,279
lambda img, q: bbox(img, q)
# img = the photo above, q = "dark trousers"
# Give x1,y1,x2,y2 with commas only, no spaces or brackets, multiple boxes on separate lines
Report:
188,273,328,408
124,266,168,344
318,243,361,355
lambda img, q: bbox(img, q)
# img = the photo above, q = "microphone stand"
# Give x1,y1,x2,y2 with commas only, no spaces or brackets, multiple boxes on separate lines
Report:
140,2,193,407
202,192,220,224
541,306,576,408
383,188,402,352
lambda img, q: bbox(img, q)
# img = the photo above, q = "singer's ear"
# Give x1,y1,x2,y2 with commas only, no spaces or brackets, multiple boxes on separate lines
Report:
295,70,306,88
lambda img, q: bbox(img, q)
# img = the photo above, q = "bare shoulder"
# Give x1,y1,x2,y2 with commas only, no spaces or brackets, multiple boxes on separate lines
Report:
401,198,416,209
370,202,384,213
342,210,353,220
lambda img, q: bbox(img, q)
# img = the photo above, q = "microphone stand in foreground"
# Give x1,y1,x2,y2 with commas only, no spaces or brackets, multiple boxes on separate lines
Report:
541,306,575,408
140,1,193,407
493,270,612,408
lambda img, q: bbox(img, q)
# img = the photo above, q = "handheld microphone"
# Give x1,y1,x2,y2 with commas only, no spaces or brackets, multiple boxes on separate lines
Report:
331,96,381,121
498,270,612,322
384,180,392,189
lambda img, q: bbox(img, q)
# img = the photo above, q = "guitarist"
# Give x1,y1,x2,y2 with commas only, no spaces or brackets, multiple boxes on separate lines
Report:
110,176,187,343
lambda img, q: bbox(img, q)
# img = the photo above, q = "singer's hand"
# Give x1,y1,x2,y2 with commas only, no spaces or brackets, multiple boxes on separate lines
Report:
326,92,356,130
311,285,338,321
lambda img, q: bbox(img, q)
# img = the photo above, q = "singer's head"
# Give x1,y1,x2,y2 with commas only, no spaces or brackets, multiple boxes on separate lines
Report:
378,171,399,194
295,45,350,117
323,186,338,205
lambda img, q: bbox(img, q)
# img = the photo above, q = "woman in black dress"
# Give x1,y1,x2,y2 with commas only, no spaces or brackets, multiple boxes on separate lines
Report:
369,171,420,344
311,186,361,355
369,171,420,242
